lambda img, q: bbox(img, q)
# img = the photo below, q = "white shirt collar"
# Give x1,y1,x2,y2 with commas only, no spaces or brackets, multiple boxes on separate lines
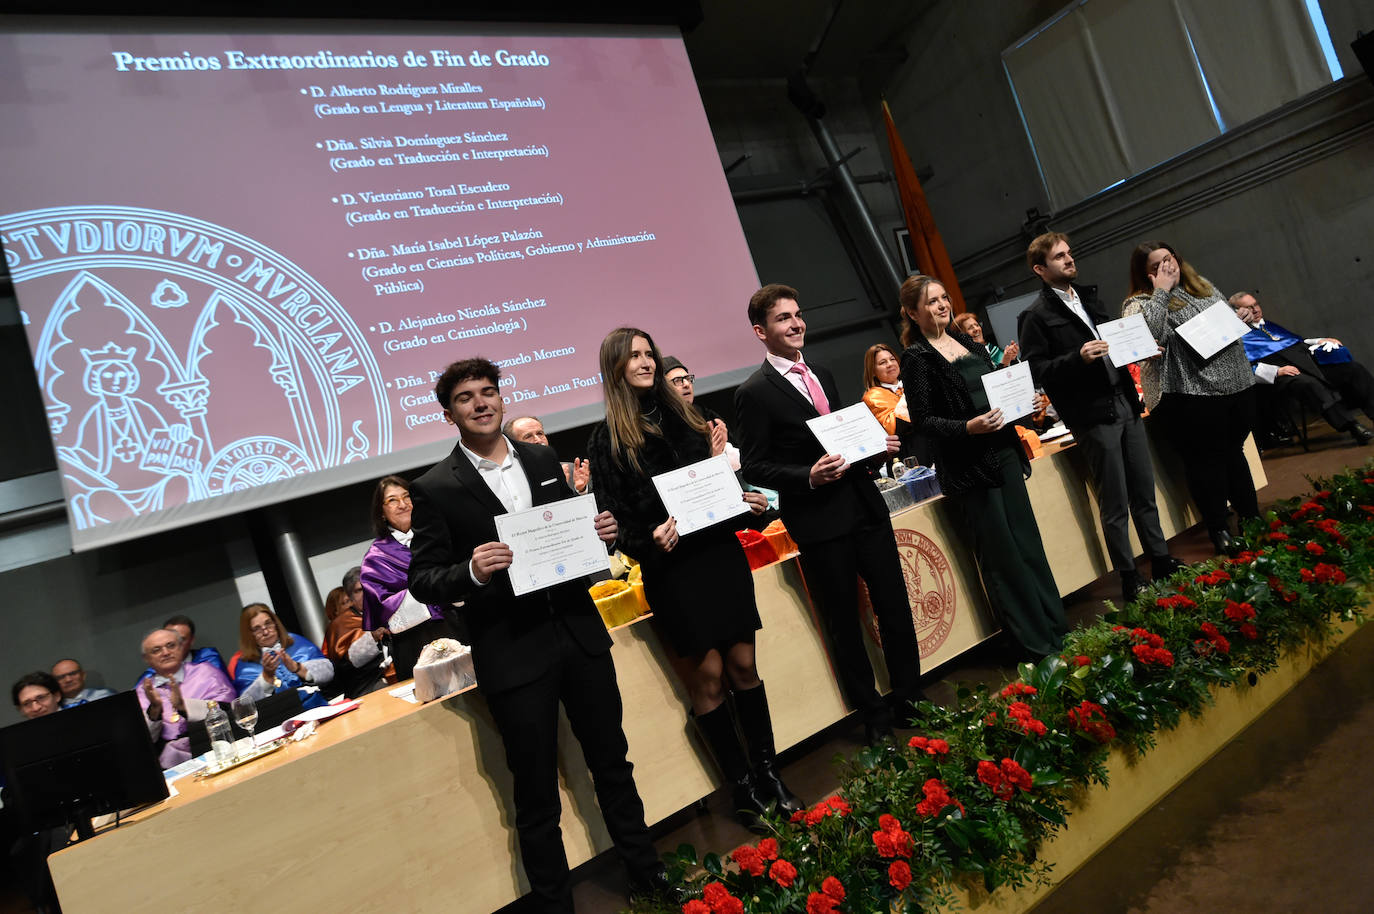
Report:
459,435,519,472
765,350,806,376
390,527,414,547
879,381,902,393
152,666,186,687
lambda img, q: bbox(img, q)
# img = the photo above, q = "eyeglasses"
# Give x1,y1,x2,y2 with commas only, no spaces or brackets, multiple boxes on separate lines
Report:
250,623,278,636
382,494,412,508
19,695,55,709
668,374,696,387
145,642,180,657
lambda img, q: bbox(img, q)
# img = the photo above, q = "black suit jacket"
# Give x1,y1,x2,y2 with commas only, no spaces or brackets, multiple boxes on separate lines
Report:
734,358,888,546
1018,282,1142,429
407,439,612,695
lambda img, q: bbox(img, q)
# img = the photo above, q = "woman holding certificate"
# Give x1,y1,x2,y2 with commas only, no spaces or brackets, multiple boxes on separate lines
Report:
898,275,1066,660
588,327,802,826
1121,241,1257,553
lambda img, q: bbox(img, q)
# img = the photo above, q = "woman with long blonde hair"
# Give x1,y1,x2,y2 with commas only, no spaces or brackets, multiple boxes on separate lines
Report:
587,327,801,828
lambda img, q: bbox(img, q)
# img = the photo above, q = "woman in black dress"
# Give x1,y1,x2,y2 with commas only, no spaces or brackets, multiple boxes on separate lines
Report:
899,275,1065,660
588,326,802,825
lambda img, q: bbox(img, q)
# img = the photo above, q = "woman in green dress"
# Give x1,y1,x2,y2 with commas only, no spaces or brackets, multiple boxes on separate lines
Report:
899,275,1065,660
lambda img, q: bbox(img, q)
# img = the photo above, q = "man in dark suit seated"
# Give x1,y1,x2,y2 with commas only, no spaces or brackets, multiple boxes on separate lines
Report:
734,284,924,746
406,358,667,912
1229,291,1374,445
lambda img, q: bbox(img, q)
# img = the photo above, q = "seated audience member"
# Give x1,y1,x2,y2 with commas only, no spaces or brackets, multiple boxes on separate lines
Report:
860,343,909,435
11,672,62,720
503,415,590,492
137,614,227,684
953,312,1019,367
362,475,467,681
135,628,237,768
51,659,116,708
325,566,395,697
323,586,351,623
1230,291,1374,445
229,604,333,710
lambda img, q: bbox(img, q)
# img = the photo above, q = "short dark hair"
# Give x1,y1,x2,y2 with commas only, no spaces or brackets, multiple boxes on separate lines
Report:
433,358,500,409
342,566,362,591
747,284,800,329
163,614,196,635
1026,231,1070,271
12,671,60,707
370,475,411,538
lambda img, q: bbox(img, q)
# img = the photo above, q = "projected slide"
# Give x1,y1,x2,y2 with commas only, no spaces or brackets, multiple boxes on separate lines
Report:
0,23,760,549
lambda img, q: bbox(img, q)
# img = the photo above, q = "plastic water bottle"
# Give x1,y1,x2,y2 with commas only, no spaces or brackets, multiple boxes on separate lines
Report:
205,700,235,765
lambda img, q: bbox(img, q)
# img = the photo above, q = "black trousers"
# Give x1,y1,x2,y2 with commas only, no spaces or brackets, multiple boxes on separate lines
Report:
484,624,659,914
1156,388,1259,533
1320,360,1374,417
1070,394,1169,573
797,521,923,727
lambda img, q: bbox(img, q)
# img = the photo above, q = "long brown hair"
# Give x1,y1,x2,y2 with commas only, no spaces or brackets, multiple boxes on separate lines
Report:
862,343,900,390
598,326,707,473
323,586,350,622
1127,241,1214,299
238,603,295,664
898,274,945,348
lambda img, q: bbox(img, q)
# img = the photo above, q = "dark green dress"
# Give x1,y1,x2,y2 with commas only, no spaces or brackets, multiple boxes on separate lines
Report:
949,356,1065,658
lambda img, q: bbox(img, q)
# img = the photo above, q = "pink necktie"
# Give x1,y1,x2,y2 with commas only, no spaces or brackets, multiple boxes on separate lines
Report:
790,362,830,415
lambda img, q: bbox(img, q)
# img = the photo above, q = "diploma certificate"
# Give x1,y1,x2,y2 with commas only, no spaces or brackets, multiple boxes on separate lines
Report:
1097,314,1159,367
805,402,889,466
494,494,610,597
652,455,750,536
1174,301,1251,359
980,361,1037,421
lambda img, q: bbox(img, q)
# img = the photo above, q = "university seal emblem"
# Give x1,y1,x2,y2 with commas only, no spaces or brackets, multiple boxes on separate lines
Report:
860,527,957,658
0,205,390,531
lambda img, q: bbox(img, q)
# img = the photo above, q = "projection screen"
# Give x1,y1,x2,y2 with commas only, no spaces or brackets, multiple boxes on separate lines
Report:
0,18,761,550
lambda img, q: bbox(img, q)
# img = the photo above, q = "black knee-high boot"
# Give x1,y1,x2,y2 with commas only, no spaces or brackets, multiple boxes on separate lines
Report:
731,683,804,815
692,704,771,830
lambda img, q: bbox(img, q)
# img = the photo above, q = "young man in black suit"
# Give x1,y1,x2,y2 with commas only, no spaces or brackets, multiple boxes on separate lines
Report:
407,357,667,912
733,284,924,745
1018,232,1182,600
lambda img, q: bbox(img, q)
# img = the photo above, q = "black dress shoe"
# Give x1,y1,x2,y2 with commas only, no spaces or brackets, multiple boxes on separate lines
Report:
1121,570,1144,604
1348,423,1374,445
628,866,684,904
1150,554,1186,580
752,754,804,815
864,722,895,748
731,773,772,833
1209,528,1234,555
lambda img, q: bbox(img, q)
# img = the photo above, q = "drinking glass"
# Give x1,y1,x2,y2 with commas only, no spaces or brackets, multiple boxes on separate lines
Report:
231,695,259,751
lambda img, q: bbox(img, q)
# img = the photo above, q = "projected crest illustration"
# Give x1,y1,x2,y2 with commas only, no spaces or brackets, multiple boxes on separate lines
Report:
2,205,390,532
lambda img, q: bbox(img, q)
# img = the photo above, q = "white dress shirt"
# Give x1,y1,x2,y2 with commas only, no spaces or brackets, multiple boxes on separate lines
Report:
765,351,818,406
460,436,534,585
1052,286,1100,339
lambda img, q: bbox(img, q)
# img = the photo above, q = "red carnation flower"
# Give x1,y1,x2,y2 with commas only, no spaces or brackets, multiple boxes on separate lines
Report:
683,900,712,914
757,837,778,861
768,859,797,888
730,844,765,877
806,892,837,914
703,883,729,909
1000,682,1037,698
1240,623,1259,640
888,860,912,891
825,795,852,816
1306,542,1325,556
821,876,846,901
716,896,744,914
1074,654,1091,667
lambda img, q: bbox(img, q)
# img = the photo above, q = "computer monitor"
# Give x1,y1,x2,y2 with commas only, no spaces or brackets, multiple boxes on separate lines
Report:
0,691,169,841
